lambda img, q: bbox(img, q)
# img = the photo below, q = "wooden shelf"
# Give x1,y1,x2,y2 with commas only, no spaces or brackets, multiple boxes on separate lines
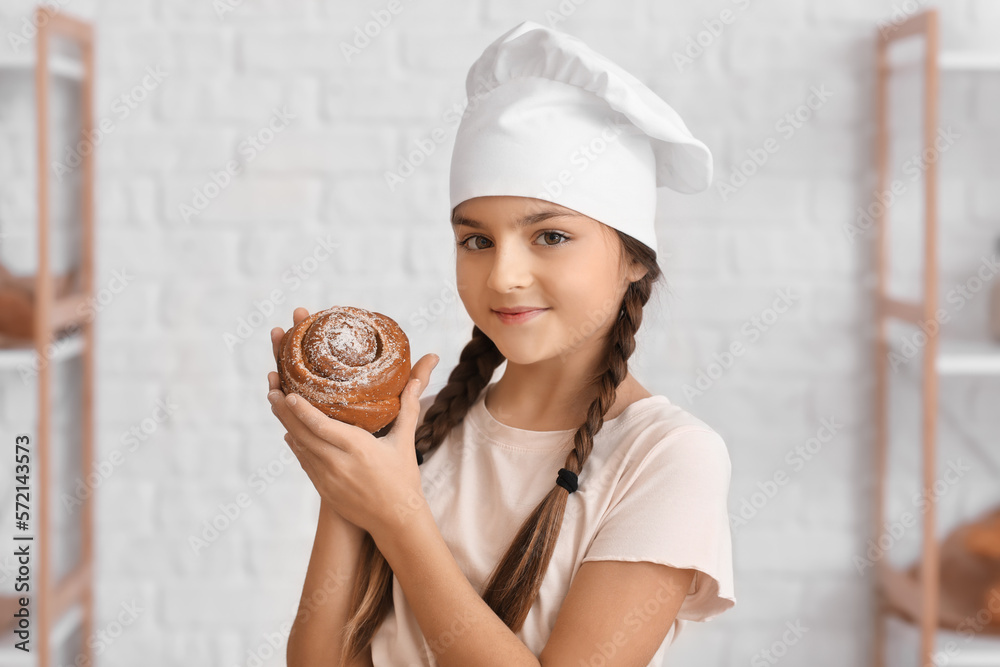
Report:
888,336,1000,376
0,53,84,82
0,330,85,371
937,338,1000,375
885,614,1000,666
939,51,1000,71
884,49,1000,73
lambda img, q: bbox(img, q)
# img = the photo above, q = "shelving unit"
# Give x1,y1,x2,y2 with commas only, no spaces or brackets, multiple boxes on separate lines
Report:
0,7,95,666
872,8,1000,667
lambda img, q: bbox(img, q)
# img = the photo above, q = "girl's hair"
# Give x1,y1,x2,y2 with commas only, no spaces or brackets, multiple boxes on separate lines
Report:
338,219,663,665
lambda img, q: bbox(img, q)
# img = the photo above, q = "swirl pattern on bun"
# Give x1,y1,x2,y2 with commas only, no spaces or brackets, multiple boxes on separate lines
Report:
277,306,411,433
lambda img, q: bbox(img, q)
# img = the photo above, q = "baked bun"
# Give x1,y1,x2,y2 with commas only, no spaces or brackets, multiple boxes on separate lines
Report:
276,305,411,433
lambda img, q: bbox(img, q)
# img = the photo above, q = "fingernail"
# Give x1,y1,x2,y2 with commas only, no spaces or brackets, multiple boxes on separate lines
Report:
268,391,279,404
287,394,297,406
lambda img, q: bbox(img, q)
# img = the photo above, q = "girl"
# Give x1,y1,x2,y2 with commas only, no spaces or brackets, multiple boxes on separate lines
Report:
269,20,736,667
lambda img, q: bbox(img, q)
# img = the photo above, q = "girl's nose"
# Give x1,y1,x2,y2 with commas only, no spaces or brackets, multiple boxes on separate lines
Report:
485,244,534,292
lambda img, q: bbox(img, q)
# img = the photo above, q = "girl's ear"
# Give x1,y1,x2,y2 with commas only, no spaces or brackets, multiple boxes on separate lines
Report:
626,259,648,283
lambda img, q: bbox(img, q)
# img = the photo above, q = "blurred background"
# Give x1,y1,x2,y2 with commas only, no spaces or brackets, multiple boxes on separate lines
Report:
0,0,999,665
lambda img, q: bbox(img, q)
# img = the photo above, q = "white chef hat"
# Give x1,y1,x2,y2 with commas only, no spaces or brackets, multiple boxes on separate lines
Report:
449,20,713,251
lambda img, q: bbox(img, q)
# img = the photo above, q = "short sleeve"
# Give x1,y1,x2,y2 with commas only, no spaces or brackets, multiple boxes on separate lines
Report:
581,428,736,622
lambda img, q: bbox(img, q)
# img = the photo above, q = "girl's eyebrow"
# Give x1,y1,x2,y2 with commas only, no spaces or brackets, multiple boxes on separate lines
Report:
451,210,574,230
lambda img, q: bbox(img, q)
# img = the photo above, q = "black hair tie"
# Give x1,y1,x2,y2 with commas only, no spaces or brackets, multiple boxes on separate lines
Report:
416,449,424,465
556,468,578,493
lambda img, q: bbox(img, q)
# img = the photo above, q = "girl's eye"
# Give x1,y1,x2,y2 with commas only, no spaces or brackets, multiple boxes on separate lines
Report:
539,231,569,246
456,231,570,252
457,234,491,251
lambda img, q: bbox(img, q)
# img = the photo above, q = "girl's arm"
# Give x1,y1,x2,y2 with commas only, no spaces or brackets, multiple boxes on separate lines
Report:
287,499,373,667
373,501,542,667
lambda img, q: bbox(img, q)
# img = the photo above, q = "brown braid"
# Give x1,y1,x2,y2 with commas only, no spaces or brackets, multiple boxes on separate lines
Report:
339,229,662,664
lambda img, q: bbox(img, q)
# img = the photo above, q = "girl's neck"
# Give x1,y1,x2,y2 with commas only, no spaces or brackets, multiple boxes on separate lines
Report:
485,372,651,431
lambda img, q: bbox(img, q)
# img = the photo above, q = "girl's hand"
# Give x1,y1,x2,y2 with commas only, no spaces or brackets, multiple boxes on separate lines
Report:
268,306,440,539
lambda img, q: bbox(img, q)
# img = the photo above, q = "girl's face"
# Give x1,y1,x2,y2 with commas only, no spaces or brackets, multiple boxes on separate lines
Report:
453,195,647,367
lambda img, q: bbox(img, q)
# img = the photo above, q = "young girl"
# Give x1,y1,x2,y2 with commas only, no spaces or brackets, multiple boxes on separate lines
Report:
269,20,736,667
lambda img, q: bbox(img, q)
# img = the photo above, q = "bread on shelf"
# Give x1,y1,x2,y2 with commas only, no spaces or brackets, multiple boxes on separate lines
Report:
0,262,79,340
901,505,1000,636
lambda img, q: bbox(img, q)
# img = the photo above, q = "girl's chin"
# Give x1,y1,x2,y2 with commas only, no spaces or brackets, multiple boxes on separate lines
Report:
479,320,565,360
492,341,556,366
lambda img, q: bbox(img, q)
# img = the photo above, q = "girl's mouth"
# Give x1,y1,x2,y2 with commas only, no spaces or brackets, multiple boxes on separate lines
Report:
492,308,549,325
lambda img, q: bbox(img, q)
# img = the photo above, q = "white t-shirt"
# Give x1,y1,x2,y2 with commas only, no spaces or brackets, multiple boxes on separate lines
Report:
370,381,736,667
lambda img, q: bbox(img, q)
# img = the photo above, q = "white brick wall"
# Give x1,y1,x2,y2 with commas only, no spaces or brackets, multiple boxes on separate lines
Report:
1,0,999,665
